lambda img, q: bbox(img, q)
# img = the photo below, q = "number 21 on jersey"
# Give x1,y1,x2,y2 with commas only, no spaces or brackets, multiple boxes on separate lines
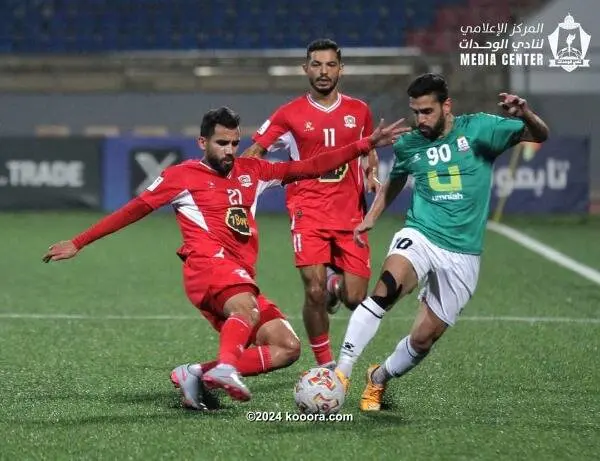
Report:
426,144,462,192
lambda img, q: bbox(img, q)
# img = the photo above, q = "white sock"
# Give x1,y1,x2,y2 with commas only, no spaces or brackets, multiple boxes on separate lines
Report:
337,297,385,378
377,335,428,383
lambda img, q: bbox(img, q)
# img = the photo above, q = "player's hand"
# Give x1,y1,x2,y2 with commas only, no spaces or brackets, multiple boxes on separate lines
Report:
42,240,79,263
368,118,412,148
353,216,375,247
498,93,530,118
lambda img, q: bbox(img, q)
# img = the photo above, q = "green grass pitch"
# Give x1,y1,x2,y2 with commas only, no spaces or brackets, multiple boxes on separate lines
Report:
1,212,599,460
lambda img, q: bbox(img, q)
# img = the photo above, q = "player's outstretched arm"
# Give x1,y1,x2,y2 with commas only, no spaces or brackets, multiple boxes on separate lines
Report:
42,197,153,263
240,143,268,159
268,118,411,183
498,93,549,143
354,174,408,246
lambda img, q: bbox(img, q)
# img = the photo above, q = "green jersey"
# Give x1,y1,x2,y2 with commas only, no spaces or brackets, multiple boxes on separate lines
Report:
390,112,524,254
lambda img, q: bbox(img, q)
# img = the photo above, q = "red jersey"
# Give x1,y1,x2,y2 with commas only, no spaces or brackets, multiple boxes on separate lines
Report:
253,93,374,231
138,159,281,278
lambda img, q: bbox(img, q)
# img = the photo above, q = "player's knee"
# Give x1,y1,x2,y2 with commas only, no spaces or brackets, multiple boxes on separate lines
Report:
230,304,260,327
282,336,301,365
371,270,403,310
304,282,328,307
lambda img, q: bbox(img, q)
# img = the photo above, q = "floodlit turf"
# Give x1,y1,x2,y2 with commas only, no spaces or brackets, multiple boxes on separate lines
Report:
1,212,599,460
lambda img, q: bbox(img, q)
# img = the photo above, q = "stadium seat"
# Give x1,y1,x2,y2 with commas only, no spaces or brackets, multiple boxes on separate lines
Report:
0,0,540,52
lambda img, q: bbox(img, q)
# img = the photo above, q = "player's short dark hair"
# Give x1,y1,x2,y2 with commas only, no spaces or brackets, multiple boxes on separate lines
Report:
306,38,342,62
200,107,240,138
407,73,449,103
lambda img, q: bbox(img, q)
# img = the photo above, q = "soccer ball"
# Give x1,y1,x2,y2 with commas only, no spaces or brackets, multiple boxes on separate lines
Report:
293,367,345,415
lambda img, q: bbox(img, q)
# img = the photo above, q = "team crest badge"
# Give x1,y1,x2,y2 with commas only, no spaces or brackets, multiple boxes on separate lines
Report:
548,14,591,72
457,136,470,152
238,174,252,187
343,115,356,128
304,121,314,132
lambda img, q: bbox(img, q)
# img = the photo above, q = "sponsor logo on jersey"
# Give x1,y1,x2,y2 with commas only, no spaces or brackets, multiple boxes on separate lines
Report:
457,136,470,152
226,207,251,236
343,115,356,128
318,163,349,183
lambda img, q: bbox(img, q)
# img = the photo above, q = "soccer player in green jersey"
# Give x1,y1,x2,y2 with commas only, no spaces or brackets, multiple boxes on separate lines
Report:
333,73,549,411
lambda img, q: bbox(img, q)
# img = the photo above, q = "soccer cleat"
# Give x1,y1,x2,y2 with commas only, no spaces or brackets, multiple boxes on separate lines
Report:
202,364,252,401
334,368,350,395
326,268,342,315
171,364,208,411
359,364,386,412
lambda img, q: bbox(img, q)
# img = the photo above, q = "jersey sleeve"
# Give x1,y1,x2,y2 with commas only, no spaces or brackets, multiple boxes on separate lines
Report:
138,166,185,209
253,138,371,183
389,138,410,179
252,107,290,150
476,113,525,156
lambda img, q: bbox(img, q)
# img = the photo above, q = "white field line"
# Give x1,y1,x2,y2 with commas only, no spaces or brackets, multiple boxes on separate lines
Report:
0,312,599,324
487,221,600,286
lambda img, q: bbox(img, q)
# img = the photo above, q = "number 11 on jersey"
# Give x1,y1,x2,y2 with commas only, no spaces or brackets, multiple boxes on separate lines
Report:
323,128,336,147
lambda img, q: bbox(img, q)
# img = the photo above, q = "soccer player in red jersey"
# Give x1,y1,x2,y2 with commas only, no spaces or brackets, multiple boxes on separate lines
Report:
42,107,408,410
243,39,380,368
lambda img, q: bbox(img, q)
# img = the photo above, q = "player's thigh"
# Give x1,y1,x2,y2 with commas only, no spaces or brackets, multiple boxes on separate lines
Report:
298,264,328,293
204,259,262,325
291,228,331,267
418,252,480,327
330,230,370,298
373,228,432,304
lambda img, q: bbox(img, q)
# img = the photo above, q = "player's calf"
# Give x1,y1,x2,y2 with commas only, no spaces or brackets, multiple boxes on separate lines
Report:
300,265,336,367
409,301,448,354
338,272,368,311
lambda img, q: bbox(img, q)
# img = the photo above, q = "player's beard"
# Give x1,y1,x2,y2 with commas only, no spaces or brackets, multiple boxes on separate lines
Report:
417,114,446,140
309,76,338,96
206,153,234,175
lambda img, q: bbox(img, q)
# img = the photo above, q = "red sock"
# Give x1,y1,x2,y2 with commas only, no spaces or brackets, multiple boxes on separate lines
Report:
236,346,273,376
218,314,252,366
309,333,334,366
200,346,272,376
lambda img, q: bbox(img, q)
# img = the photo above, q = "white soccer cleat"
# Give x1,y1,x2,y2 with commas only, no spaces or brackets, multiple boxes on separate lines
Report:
170,364,208,411
202,364,251,401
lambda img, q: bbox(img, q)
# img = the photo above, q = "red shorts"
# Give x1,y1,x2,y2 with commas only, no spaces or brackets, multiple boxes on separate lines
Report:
182,255,285,345
290,228,370,278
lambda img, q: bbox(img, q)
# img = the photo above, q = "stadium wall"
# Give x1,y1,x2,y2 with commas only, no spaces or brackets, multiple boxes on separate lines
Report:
0,136,589,215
